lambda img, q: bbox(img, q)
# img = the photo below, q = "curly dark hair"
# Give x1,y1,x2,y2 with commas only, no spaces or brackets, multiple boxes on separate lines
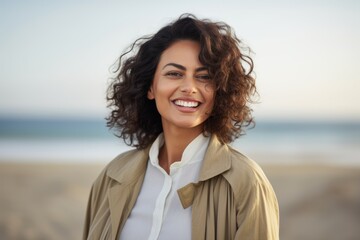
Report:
106,14,257,149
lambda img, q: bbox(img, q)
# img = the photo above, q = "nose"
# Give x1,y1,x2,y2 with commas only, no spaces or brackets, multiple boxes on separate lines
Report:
180,76,197,94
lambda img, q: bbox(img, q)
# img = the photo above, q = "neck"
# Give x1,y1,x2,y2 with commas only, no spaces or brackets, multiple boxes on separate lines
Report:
158,125,202,174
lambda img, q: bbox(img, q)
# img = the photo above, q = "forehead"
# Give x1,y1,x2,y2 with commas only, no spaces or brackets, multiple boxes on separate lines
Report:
157,40,203,67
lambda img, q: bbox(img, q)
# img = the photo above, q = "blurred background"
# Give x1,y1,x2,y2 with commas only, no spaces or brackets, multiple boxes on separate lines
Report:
0,0,359,239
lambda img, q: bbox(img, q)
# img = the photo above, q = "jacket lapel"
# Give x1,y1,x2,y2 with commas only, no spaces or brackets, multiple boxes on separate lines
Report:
177,135,232,208
108,183,129,239
106,148,150,239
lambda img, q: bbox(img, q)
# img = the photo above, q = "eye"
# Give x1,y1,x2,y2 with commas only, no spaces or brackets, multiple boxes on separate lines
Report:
196,74,211,81
165,71,183,78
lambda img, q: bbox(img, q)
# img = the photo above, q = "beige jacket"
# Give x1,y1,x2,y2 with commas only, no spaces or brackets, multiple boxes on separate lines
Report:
83,135,279,240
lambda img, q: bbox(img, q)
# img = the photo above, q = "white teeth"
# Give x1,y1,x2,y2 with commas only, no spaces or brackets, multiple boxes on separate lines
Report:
174,100,199,108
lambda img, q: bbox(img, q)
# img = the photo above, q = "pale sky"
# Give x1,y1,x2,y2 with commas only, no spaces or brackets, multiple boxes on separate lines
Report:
0,0,359,120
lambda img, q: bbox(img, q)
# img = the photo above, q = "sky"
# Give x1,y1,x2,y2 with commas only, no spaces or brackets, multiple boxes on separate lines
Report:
0,0,359,121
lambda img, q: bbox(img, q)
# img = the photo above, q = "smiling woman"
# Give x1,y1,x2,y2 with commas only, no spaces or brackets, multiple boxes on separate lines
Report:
83,14,279,240
148,40,215,144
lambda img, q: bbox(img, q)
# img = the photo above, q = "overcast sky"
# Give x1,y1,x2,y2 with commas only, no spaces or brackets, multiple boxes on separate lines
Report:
0,0,359,120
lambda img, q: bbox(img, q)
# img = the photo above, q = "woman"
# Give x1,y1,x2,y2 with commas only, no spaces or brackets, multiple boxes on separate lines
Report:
83,14,279,240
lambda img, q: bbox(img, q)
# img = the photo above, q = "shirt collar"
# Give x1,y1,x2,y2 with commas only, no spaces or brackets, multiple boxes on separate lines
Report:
148,133,210,169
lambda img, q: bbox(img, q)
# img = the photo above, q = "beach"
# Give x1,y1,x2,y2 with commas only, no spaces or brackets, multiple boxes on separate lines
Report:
1,160,360,240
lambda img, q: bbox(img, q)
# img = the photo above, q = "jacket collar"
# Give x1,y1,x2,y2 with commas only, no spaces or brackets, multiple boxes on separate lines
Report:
198,134,232,181
106,134,231,184
106,147,150,184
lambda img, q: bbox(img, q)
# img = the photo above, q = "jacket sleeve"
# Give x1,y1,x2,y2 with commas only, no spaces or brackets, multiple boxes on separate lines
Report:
235,175,280,240
82,167,109,240
82,183,96,240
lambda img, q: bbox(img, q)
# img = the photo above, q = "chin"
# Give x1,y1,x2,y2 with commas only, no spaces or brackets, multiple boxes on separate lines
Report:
173,121,205,130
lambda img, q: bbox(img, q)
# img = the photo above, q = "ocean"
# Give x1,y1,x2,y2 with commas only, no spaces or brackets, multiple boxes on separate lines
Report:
0,118,359,165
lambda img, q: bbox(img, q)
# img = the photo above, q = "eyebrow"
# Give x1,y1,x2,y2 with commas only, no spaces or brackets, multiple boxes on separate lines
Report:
162,63,208,72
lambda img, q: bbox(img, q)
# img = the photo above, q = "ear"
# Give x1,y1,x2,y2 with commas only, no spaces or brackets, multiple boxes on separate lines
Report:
147,86,155,100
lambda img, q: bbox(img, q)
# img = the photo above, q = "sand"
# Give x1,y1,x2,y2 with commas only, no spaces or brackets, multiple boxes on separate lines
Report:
0,161,360,240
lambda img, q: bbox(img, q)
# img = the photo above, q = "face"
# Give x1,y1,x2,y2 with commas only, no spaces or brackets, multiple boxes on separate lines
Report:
147,40,215,134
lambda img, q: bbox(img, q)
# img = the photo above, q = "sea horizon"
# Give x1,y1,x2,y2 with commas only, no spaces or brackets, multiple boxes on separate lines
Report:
0,117,359,166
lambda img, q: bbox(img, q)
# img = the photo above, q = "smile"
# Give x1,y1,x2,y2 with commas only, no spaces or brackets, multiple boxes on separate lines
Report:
173,100,200,108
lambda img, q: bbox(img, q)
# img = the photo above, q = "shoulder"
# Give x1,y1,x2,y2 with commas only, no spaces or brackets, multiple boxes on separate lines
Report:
106,148,148,179
204,135,271,191
222,145,274,198
91,148,148,194
222,146,279,239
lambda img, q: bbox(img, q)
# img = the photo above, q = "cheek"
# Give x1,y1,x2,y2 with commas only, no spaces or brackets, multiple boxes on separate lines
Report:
205,87,215,107
204,83,214,93
203,82,215,97
155,80,177,99
152,83,173,110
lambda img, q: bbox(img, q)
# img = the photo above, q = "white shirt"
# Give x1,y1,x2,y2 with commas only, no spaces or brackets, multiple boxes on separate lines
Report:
119,133,210,240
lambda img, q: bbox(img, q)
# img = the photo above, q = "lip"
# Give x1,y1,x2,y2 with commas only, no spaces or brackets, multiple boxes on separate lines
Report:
171,97,202,103
171,98,202,113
